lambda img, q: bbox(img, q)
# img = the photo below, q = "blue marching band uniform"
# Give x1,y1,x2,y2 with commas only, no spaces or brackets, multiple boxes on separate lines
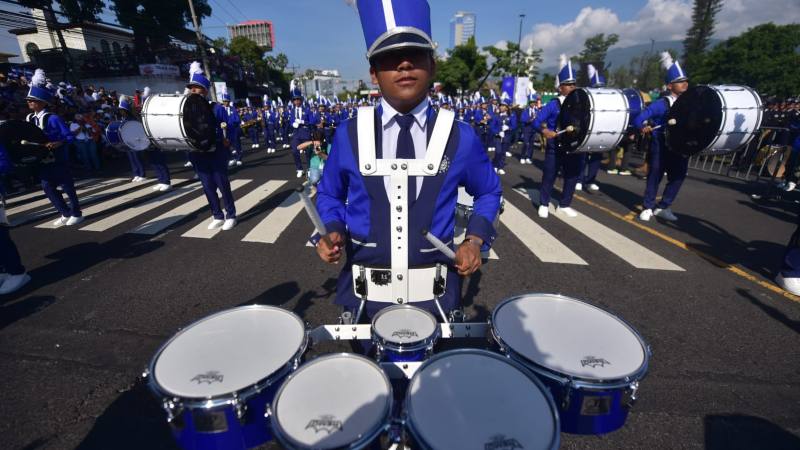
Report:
317,0,502,321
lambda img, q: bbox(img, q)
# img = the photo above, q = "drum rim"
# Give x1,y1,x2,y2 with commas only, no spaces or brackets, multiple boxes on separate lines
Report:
147,304,308,407
269,352,393,450
142,94,206,152
119,120,151,151
371,304,440,351
582,88,629,153
404,348,561,450
490,292,651,388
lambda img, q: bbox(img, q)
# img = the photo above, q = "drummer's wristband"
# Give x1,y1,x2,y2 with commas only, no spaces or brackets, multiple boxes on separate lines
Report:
463,237,482,247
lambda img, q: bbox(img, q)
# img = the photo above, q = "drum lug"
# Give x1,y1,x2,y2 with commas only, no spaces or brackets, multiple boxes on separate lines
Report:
448,308,465,323
339,311,353,325
561,383,573,411
624,381,640,409
233,397,247,422
162,398,182,423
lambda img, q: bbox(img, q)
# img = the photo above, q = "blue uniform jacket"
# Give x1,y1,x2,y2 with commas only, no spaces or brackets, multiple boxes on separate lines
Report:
225,106,241,130
532,98,561,132
31,111,73,164
0,142,12,175
490,113,517,136
521,107,539,128
633,97,671,136
262,109,277,125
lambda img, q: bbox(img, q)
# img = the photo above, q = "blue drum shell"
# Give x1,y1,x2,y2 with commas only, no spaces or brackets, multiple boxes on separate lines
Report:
538,377,633,435
105,122,123,147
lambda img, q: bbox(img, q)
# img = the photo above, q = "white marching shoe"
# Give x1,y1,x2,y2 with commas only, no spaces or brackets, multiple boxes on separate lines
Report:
776,273,800,295
236,161,243,166
588,183,600,191
654,208,678,221
557,206,578,218
207,218,225,230
505,151,512,157
497,168,506,175
228,159,236,167
52,216,69,227
0,273,31,295
131,176,141,183
639,208,653,221
155,183,171,192
222,218,237,231
296,170,304,178
184,161,193,168
575,182,583,191
538,205,549,218
65,216,84,226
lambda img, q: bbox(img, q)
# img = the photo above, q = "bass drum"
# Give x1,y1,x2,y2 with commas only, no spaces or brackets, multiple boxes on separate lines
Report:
0,119,51,165
106,120,150,151
557,88,630,153
667,85,763,157
141,93,216,152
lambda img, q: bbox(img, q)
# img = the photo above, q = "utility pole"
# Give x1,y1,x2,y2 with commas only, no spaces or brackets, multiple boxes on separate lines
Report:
516,14,526,77
187,0,216,101
40,3,80,88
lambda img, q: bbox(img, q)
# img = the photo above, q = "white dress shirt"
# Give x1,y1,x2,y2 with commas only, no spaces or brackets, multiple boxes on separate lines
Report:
380,98,429,199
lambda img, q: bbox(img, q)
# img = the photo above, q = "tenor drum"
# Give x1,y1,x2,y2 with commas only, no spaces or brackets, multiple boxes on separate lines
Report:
404,349,560,450
667,85,763,157
0,119,50,165
142,93,216,151
269,353,393,450
371,305,440,362
491,294,650,435
105,120,150,151
557,88,630,153
147,305,307,450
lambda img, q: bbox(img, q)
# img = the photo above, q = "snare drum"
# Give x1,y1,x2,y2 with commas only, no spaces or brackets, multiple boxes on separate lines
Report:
490,293,650,435
667,84,763,156
269,353,393,450
371,305,439,362
147,305,307,450
142,93,216,151
404,349,560,450
557,88,631,153
105,120,150,151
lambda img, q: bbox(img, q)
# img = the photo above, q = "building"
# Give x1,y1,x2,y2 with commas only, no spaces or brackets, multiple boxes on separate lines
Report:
449,11,476,48
228,20,275,51
301,69,361,98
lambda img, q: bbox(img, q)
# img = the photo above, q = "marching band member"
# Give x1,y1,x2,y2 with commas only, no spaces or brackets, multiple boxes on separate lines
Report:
577,64,606,192
491,100,517,175
533,55,582,219
262,101,277,153
636,53,690,222
289,83,312,178
0,142,30,295
221,90,243,167
118,95,171,191
26,69,83,226
519,95,540,165
316,0,502,323
778,213,800,295
185,62,237,231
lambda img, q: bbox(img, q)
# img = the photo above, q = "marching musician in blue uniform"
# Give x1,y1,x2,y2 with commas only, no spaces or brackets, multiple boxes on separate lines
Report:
26,69,83,227
520,95,540,165
315,0,502,322
262,100,277,153
289,83,312,178
221,90,243,167
533,55,582,219
491,100,517,175
119,94,172,191
0,142,31,295
577,64,606,192
185,62,238,231
635,52,690,222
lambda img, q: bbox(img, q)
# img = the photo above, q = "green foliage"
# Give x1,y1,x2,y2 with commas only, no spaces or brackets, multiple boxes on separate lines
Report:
692,23,800,96
482,41,542,78
576,33,619,86
682,0,723,73
436,37,488,94
229,36,265,65
111,0,211,57
531,73,556,93
18,0,104,24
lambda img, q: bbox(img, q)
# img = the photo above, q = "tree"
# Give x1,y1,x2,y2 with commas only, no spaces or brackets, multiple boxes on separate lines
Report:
692,23,800,96
19,0,103,23
436,37,488,94
576,33,619,86
531,73,556,93
482,41,542,79
229,36,265,66
111,0,212,59
682,0,723,73
265,53,289,72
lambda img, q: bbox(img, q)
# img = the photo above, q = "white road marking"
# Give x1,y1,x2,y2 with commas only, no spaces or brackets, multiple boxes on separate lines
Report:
7,178,126,223
5,178,98,206
243,187,310,244
500,199,587,265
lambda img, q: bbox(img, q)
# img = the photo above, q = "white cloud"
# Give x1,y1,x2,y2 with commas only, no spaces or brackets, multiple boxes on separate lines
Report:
524,0,800,69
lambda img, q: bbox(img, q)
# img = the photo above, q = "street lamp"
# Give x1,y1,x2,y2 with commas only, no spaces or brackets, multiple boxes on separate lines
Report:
517,14,526,77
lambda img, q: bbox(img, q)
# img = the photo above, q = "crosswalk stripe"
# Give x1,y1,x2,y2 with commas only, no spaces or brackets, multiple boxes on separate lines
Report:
130,179,253,236
36,179,186,229
4,178,99,206
183,180,288,239
500,200,587,265
7,178,126,221
241,184,307,244
80,183,204,232
516,188,684,271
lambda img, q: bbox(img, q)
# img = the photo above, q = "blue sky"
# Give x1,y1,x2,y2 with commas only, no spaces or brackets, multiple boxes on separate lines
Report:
2,0,797,80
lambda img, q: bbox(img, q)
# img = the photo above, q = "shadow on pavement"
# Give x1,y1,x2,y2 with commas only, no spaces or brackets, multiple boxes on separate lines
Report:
737,288,800,335
239,278,337,318
0,295,56,330
704,414,800,450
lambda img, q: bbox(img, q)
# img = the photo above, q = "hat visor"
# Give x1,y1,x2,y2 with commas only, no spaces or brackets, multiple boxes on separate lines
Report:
186,81,208,90
367,27,434,59
668,76,688,84
25,94,49,103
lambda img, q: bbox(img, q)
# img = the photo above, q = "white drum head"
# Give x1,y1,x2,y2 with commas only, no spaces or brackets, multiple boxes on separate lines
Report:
457,186,474,207
407,350,558,450
120,121,150,151
273,354,391,449
493,294,647,381
153,306,306,398
372,306,437,344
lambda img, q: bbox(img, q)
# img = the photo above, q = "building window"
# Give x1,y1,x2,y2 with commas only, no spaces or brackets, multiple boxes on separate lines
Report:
100,39,110,56
25,42,39,59
112,41,122,58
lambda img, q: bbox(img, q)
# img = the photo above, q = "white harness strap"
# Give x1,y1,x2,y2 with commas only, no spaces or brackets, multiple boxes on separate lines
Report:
355,106,455,304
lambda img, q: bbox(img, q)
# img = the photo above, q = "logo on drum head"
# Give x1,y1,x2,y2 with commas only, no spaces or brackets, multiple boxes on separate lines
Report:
484,434,523,450
581,356,611,368
391,328,419,340
305,415,343,434
190,371,224,384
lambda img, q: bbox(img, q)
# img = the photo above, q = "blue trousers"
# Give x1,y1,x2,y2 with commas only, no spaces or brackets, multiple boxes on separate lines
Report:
521,127,537,160
264,123,276,148
782,214,800,278
188,149,236,220
493,135,511,169
231,128,242,155
540,141,582,208
0,225,24,275
40,164,81,217
291,127,311,171
248,127,260,146
643,134,689,210
579,153,604,184
127,151,145,178
148,149,170,184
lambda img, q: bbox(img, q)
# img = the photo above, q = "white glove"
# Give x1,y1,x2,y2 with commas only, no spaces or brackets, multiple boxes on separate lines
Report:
298,119,305,125
502,125,510,131
499,131,505,138
293,121,300,129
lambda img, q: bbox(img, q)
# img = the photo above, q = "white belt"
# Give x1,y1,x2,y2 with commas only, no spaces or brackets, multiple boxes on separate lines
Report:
352,264,448,304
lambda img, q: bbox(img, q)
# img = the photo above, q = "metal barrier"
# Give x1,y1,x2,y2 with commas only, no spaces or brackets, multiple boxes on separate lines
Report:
688,127,792,182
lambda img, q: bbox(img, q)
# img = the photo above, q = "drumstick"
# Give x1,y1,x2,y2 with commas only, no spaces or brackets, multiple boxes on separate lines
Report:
651,119,677,131
19,140,46,147
421,229,456,261
555,125,575,136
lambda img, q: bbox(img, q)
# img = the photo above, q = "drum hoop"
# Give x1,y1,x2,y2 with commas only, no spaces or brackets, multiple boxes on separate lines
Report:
582,89,628,152
371,304,440,350
147,304,308,408
404,348,560,450
119,120,150,150
490,293,651,387
270,352,393,449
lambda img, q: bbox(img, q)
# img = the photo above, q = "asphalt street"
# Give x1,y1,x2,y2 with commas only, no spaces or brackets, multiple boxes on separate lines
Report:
1,140,799,450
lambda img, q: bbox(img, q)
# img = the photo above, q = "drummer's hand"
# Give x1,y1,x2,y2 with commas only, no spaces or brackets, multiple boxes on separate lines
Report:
542,129,557,139
223,138,230,148
628,133,635,140
317,231,344,264
641,126,653,135
455,236,482,276
45,141,62,150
